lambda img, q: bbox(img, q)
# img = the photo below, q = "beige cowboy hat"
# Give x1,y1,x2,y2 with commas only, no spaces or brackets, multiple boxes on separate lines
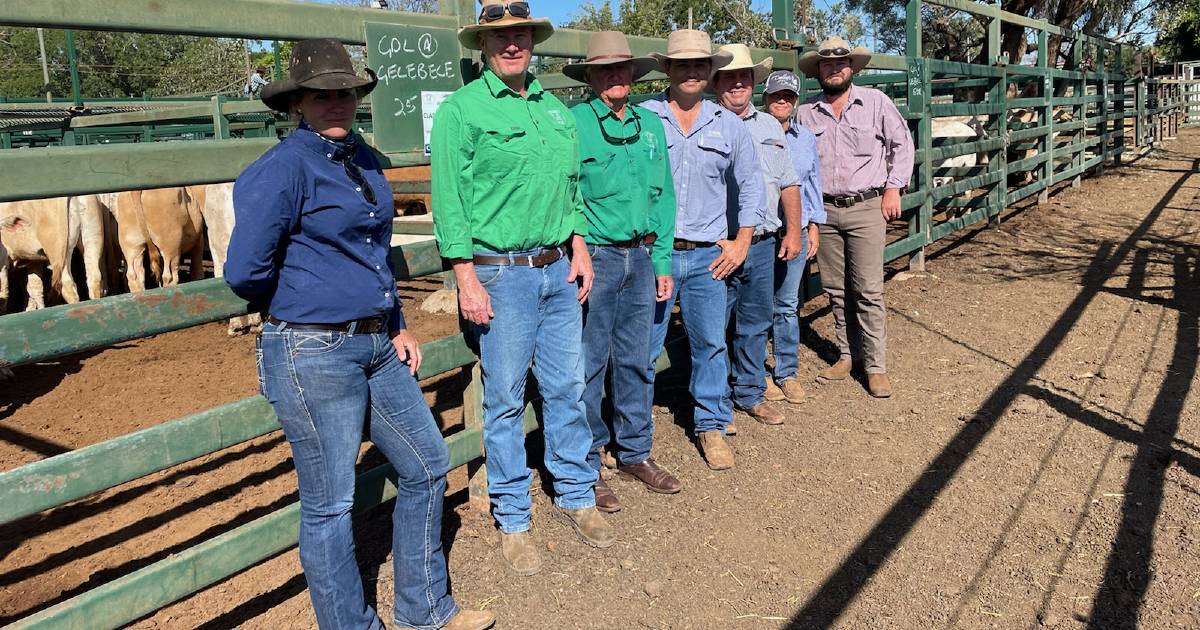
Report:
797,36,871,77
648,29,733,73
458,1,554,51
562,31,658,84
711,43,774,85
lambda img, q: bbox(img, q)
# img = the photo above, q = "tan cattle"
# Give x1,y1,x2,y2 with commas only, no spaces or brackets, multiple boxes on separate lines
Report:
0,196,107,310
191,182,260,335
115,187,205,291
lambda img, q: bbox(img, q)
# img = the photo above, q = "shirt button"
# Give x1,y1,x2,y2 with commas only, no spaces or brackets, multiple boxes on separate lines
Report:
366,238,372,244
369,212,375,217
356,187,362,192
326,153,332,158
376,264,381,270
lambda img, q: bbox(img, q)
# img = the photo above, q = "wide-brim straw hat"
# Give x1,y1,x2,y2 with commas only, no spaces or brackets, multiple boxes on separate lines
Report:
711,43,774,86
648,29,733,73
458,1,555,51
563,31,658,83
797,36,871,77
261,39,377,112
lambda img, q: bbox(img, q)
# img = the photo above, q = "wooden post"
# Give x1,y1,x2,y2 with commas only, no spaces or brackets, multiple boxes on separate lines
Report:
462,363,490,514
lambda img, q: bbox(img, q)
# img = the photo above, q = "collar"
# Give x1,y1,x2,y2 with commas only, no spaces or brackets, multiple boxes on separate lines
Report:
483,69,542,98
587,97,634,123
650,93,722,136
813,82,863,117
294,120,359,162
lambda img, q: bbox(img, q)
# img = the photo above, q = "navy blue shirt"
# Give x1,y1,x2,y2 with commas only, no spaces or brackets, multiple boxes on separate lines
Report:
225,124,405,332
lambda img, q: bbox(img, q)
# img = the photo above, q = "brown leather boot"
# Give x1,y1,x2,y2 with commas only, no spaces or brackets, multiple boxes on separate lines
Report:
438,609,497,630
725,419,738,436
500,531,542,576
618,458,682,494
819,357,852,381
556,506,616,548
594,477,622,513
741,402,785,425
779,378,807,404
867,372,893,398
698,430,734,470
764,379,785,401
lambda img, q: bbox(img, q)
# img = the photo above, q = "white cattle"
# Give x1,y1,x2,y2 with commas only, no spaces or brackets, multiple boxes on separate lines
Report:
0,214,29,313
930,118,981,189
0,196,108,310
115,187,205,292
192,182,260,335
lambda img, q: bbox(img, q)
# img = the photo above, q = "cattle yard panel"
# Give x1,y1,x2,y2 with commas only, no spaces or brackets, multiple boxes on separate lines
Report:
0,0,1177,627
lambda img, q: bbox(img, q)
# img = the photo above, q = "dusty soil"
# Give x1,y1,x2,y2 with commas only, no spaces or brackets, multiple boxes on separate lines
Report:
2,130,1198,630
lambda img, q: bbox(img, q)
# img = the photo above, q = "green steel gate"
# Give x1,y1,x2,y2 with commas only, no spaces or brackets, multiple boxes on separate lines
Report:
0,0,1188,627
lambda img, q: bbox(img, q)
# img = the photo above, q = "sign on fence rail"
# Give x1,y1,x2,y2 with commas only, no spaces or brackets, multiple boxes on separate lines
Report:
365,22,463,156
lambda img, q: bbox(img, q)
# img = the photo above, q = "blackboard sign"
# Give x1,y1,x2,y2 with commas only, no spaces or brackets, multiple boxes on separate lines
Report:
365,21,464,156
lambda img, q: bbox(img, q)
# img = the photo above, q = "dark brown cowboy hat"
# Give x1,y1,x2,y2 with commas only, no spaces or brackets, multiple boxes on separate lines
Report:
260,39,378,112
562,31,658,83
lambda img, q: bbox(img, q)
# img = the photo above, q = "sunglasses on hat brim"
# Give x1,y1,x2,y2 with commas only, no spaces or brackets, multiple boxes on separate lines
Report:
480,2,530,22
818,46,852,58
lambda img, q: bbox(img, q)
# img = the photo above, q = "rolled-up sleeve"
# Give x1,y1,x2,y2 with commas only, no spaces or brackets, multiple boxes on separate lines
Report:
225,153,300,306
882,101,915,190
430,100,475,260
730,123,765,230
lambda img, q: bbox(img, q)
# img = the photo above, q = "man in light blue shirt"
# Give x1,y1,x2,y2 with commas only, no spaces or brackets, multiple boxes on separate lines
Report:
643,29,763,470
712,45,804,432
762,70,824,404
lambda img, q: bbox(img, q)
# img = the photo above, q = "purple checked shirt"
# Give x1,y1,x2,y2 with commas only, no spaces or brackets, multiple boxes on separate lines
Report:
795,83,915,197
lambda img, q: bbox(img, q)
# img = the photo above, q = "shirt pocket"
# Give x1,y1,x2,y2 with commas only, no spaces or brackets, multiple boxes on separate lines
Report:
759,138,790,182
809,125,830,163
697,133,731,179
476,125,530,176
850,124,878,157
580,151,620,201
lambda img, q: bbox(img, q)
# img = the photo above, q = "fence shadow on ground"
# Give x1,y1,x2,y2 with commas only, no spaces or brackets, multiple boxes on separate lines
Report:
783,158,1199,630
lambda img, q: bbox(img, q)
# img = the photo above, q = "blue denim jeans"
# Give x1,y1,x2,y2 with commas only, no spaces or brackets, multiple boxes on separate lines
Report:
470,254,596,534
724,236,777,409
772,230,810,382
581,244,656,470
648,245,732,435
258,320,457,630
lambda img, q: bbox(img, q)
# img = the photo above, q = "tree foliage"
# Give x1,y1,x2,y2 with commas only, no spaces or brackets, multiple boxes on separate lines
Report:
1155,0,1200,60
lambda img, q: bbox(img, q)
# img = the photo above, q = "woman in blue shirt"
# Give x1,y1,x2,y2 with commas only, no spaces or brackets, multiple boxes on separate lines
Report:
225,39,493,630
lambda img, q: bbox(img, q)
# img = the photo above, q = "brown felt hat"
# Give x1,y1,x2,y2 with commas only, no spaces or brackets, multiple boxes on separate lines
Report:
562,31,658,84
260,39,377,112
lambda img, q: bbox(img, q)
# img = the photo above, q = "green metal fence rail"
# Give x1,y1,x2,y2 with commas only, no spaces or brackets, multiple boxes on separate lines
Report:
0,0,1183,627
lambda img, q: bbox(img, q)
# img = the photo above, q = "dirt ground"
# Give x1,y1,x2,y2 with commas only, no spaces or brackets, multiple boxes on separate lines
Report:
2,129,1198,630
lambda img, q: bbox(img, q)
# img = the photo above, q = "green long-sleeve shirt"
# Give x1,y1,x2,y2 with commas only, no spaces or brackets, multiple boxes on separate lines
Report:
430,70,587,259
571,98,677,276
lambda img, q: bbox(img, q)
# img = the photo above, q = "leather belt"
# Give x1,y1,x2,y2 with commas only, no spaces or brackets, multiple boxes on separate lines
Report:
602,234,657,248
824,189,883,208
673,238,716,250
751,230,779,244
472,245,568,267
266,315,387,333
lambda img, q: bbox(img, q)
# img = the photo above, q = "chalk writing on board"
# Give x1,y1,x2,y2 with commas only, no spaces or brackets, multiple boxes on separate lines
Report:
374,32,459,92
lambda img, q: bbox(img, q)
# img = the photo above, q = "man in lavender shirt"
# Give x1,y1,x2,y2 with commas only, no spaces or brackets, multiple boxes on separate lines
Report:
795,37,914,398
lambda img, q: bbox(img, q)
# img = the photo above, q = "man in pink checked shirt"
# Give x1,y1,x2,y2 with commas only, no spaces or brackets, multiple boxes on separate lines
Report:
795,37,914,399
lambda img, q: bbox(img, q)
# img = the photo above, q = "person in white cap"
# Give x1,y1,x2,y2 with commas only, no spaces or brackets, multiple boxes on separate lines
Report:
431,0,614,578
642,29,764,471
710,44,805,432
761,69,823,406
563,31,681,513
794,36,914,398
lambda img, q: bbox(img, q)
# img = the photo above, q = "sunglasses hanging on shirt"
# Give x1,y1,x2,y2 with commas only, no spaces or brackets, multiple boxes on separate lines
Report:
594,106,643,145
342,158,378,206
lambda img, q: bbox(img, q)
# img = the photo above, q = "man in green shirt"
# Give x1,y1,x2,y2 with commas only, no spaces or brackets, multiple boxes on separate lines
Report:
430,1,612,577
563,31,680,514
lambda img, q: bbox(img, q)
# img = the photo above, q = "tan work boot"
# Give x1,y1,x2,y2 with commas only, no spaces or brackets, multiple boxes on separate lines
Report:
779,379,807,404
500,531,543,576
698,430,735,470
741,402,785,425
764,379,785,401
556,505,616,548
818,357,852,381
867,372,893,398
439,609,497,630
725,419,738,436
